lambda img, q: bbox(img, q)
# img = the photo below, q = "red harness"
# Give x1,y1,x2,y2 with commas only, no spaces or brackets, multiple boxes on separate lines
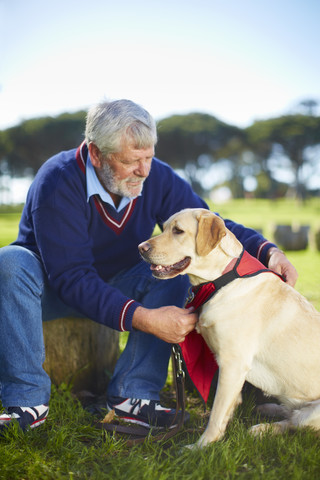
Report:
179,249,283,402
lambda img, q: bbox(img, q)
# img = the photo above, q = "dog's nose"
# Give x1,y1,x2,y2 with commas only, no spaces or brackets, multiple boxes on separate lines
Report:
138,241,152,253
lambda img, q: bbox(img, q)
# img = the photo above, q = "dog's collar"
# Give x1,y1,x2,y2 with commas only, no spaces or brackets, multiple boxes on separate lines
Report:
185,248,283,311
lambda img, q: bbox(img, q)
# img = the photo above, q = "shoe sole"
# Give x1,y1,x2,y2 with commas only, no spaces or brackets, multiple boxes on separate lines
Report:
30,417,48,429
0,416,47,430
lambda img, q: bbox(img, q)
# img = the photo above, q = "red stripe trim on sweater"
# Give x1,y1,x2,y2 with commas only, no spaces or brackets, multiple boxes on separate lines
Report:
76,141,86,174
93,196,138,234
119,299,135,331
257,240,270,261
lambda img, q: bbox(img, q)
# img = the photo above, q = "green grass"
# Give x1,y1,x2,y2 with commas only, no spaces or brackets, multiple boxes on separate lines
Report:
1,198,320,479
1,385,320,479
0,212,21,247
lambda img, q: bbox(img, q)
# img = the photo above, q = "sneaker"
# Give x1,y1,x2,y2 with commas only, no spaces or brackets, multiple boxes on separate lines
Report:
0,405,49,432
106,396,189,429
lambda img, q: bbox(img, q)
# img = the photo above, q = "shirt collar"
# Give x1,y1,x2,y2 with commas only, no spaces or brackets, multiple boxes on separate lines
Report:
86,153,132,212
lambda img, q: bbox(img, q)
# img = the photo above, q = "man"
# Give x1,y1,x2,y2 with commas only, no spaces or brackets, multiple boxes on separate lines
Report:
0,99,297,432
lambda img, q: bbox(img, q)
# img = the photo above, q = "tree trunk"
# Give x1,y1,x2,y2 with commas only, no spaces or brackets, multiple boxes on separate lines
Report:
43,317,119,394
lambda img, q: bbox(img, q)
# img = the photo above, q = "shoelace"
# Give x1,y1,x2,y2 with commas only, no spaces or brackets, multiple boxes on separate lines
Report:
129,399,153,415
129,400,170,417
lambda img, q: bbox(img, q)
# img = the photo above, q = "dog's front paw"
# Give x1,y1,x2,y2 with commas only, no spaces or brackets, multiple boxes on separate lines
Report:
180,437,213,451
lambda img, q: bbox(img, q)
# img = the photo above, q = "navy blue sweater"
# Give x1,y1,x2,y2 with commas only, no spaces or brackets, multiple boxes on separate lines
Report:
13,143,275,331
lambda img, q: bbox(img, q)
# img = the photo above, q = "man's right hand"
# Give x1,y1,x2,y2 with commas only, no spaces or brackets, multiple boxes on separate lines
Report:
132,305,198,343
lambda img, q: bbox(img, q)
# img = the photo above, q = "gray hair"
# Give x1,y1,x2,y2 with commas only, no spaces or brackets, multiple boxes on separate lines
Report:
85,99,157,156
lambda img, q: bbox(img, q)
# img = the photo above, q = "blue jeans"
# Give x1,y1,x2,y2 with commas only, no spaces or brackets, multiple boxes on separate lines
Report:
0,246,189,407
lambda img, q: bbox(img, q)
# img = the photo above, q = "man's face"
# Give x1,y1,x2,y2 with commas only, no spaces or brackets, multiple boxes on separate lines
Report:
98,143,154,198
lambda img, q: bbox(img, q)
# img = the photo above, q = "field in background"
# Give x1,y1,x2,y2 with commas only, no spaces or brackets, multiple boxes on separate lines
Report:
209,198,320,245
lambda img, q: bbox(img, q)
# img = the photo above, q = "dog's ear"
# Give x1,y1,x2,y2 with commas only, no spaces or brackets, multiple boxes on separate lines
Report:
196,212,226,256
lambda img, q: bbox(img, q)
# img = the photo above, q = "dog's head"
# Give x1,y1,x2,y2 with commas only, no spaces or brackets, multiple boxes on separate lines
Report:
138,208,228,280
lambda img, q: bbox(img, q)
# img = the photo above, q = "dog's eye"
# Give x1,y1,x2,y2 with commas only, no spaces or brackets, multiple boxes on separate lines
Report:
173,227,184,235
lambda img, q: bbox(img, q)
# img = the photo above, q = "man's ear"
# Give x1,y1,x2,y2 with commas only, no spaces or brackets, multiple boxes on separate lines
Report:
88,143,102,168
196,212,226,256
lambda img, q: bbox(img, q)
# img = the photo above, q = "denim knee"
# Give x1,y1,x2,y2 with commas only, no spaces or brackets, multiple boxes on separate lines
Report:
0,245,44,293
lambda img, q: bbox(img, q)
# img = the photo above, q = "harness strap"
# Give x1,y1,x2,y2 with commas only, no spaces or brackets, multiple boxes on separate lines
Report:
211,268,238,291
187,248,283,311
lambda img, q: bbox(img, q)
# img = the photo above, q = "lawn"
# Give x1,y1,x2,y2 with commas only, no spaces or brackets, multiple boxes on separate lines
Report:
0,212,21,248
0,198,320,479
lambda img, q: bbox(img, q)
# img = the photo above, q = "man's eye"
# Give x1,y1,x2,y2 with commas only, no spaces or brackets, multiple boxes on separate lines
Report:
173,227,184,235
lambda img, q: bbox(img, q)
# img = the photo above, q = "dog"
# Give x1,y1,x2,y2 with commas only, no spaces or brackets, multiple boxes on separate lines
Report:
138,208,320,448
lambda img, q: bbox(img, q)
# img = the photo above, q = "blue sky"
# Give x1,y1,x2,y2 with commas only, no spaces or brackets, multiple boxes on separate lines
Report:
0,0,319,130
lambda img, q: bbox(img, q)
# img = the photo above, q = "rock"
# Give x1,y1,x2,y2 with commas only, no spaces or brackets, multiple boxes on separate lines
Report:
273,224,310,250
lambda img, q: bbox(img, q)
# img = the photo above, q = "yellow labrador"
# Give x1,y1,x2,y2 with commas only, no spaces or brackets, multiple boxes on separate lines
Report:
138,208,320,448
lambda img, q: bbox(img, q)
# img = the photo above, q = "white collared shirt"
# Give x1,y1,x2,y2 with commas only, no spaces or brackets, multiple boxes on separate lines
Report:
86,154,132,212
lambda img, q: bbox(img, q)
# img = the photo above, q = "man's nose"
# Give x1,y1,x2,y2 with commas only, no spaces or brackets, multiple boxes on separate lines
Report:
135,160,150,178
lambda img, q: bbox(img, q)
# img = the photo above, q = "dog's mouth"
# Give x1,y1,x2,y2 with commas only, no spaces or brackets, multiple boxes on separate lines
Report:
150,257,191,278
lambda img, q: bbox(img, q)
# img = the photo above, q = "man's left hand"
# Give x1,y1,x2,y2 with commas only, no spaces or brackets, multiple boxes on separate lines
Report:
267,247,298,287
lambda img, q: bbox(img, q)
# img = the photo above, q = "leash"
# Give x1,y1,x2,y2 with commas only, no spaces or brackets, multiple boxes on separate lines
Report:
97,345,186,445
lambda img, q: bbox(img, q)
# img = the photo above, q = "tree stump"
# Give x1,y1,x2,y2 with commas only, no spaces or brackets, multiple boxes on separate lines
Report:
43,317,119,394
273,224,310,251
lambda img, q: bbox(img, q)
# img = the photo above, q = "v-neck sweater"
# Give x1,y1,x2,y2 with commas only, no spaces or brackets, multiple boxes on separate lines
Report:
12,142,276,331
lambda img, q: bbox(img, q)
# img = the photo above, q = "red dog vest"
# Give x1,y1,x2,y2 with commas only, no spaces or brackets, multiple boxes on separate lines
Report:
179,249,283,402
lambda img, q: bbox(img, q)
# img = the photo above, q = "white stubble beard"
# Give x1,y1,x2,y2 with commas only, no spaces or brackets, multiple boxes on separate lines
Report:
99,162,145,198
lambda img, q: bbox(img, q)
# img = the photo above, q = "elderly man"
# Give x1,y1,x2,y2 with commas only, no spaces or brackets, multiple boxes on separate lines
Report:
0,99,297,432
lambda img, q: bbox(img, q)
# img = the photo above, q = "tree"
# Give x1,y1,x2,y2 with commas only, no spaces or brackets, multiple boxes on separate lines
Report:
296,99,319,116
246,115,320,199
1,107,319,201
156,113,244,195
1,112,86,176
